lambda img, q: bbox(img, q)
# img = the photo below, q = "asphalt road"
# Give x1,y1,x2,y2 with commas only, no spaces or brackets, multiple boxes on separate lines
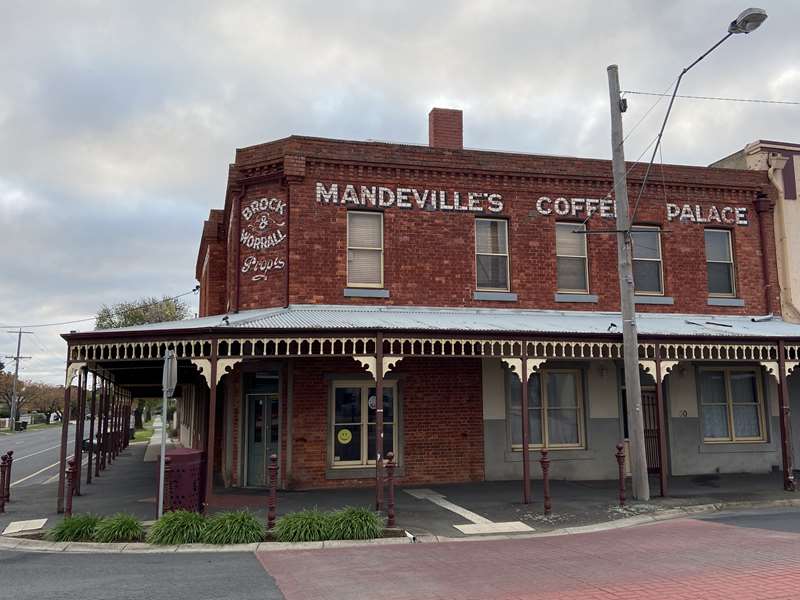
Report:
0,551,284,600
0,420,91,488
2,508,800,600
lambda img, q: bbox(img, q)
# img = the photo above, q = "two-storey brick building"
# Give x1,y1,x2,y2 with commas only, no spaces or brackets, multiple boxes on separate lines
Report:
61,108,800,506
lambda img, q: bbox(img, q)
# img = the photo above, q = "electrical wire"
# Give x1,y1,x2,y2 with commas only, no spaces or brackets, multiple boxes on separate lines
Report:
0,287,200,329
622,90,800,106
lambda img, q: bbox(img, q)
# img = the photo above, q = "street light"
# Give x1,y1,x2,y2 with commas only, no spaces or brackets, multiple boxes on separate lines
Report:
606,8,767,501
729,8,768,34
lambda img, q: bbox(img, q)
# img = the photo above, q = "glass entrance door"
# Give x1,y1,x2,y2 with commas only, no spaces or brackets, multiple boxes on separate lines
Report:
246,388,279,487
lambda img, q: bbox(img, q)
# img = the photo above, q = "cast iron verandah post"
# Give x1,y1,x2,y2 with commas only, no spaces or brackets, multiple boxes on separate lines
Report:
56,365,73,514
375,332,384,512
87,373,97,484
654,345,668,497
520,349,531,505
777,340,796,491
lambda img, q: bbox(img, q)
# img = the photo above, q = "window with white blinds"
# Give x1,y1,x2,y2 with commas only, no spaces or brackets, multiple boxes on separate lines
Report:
556,222,588,293
475,218,510,291
347,212,383,287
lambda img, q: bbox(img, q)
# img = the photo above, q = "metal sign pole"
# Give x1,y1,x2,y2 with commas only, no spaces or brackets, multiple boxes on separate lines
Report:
158,350,177,519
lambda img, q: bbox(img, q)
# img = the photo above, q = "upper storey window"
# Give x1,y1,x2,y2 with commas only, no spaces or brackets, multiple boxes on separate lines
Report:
347,212,383,288
631,226,663,295
705,229,736,297
475,218,510,291
556,223,589,293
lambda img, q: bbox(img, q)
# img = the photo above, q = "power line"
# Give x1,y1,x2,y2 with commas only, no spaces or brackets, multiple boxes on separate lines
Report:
0,287,200,329
622,90,800,106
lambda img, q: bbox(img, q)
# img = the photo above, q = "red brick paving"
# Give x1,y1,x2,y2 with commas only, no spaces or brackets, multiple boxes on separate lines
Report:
256,518,800,599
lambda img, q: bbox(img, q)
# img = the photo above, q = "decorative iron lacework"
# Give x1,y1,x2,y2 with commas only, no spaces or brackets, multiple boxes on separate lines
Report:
69,335,793,364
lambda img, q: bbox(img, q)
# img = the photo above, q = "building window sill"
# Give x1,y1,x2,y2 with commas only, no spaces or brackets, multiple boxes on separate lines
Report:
326,466,405,480
555,293,598,303
344,287,390,299
634,295,674,305
707,297,745,307
473,291,518,302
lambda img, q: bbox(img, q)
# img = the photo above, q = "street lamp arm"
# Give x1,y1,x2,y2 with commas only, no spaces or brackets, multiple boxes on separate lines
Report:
628,32,734,223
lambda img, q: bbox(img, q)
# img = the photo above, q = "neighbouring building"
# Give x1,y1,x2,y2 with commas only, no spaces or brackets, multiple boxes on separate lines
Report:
713,139,800,472
60,109,800,508
712,140,800,323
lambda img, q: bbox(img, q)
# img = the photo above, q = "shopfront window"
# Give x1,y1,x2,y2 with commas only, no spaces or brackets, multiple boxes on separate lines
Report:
475,218,510,291
705,229,736,296
331,381,397,466
508,369,584,449
631,226,663,295
699,368,765,442
347,212,383,287
556,222,589,293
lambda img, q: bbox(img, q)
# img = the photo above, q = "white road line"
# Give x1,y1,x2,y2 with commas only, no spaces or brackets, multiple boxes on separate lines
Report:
13,440,75,462
405,488,533,535
41,457,88,485
10,455,82,487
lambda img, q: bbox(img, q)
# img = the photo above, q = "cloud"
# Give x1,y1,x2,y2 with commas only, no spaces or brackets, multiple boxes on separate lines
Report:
0,0,798,383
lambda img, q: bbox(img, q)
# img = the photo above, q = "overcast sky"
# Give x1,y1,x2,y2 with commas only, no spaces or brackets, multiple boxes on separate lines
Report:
1,1,798,384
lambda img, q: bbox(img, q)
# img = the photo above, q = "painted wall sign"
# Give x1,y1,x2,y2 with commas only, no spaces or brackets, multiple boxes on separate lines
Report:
535,197,749,226
316,182,504,213
240,197,287,281
666,203,749,225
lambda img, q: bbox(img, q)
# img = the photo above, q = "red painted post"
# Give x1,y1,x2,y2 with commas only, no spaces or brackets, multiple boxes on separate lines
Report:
540,448,551,516
65,459,76,518
616,443,626,508
0,455,7,513
267,453,278,530
164,456,172,513
385,451,396,528
5,451,13,503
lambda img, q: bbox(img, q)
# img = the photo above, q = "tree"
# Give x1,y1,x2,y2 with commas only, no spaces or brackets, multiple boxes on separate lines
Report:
95,296,190,330
0,370,27,417
25,383,65,423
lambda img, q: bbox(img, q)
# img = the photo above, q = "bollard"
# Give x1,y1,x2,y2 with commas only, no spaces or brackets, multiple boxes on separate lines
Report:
267,454,278,530
385,452,396,528
65,459,76,518
615,443,626,508
4,451,12,503
540,448,552,516
0,455,7,513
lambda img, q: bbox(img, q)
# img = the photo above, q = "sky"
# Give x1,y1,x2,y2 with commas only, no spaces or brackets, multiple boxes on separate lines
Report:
1,1,798,384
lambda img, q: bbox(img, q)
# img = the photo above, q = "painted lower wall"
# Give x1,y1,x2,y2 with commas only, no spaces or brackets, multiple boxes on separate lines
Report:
482,358,622,481
482,357,790,481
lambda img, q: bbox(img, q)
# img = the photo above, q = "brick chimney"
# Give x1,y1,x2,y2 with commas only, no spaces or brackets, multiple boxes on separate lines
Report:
428,107,463,150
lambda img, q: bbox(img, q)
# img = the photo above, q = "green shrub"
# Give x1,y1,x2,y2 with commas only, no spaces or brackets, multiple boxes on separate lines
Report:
145,510,206,545
271,509,332,542
93,513,144,543
201,511,264,545
48,514,101,542
328,507,384,540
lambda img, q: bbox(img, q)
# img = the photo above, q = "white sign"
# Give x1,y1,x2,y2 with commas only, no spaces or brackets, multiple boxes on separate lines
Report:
240,197,287,281
316,182,504,213
666,203,749,225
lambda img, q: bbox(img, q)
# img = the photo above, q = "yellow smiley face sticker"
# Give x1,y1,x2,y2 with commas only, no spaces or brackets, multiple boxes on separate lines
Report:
337,429,353,445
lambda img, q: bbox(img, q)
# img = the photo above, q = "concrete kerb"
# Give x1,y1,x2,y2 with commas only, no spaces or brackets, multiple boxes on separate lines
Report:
2,498,800,554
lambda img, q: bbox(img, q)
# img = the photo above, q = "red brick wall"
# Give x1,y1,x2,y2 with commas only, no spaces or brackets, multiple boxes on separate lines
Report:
287,356,484,489
198,135,777,317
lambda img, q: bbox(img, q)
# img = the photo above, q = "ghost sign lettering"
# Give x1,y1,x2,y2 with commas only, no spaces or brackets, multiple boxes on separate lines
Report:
240,197,287,282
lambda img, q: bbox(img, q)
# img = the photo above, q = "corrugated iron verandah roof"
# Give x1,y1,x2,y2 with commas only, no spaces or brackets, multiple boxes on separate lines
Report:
62,305,800,384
